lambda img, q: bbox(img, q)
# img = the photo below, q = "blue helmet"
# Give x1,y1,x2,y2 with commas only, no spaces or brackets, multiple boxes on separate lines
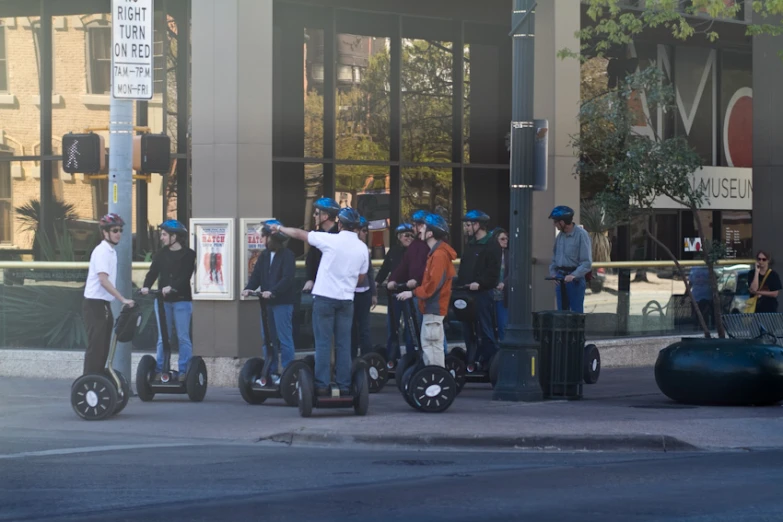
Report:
548,205,575,220
462,210,490,223
424,213,449,236
313,197,341,218
411,210,430,224
337,206,361,230
159,219,187,237
260,219,287,239
359,216,368,229
395,223,414,235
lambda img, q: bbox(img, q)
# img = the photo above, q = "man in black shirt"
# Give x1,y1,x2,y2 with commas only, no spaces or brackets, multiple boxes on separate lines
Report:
141,220,197,380
303,197,341,292
376,223,416,362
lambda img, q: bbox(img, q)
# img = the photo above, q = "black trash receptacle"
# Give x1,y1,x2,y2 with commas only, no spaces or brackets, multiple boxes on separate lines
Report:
533,310,585,400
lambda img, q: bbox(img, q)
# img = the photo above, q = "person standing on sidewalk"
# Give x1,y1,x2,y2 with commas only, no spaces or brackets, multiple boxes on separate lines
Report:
140,220,197,381
82,214,135,375
376,223,415,362
270,207,368,396
548,205,592,313
748,250,781,313
397,213,456,367
303,197,341,293
492,228,509,341
241,220,297,379
352,216,378,359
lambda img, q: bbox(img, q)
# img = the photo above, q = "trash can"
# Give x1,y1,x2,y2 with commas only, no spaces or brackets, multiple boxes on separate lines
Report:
532,310,585,399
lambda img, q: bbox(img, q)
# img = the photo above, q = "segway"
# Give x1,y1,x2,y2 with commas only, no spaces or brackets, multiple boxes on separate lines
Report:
296,356,370,418
546,275,601,384
135,290,208,402
238,291,309,406
449,285,500,389
353,342,389,394
71,304,139,420
394,294,458,413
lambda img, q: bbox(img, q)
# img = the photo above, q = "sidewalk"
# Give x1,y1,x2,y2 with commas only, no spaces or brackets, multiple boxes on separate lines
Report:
3,367,783,452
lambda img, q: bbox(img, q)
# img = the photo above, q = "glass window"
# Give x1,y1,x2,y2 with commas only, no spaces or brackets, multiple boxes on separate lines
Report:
272,161,324,258
0,160,11,243
336,164,390,250
87,25,111,94
722,210,752,259
0,25,7,93
401,167,452,226
673,45,715,165
720,51,752,168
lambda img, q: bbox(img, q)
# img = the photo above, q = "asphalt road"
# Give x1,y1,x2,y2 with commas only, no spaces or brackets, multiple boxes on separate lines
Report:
2,429,783,522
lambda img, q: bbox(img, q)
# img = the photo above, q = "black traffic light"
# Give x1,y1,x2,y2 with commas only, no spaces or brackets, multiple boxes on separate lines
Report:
61,133,106,174
133,134,171,173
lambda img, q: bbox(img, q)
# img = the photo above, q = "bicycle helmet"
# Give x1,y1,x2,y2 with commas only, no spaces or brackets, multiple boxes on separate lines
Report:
548,205,575,221
158,219,188,238
260,219,288,239
337,206,361,230
395,223,414,235
424,213,449,237
359,216,369,229
411,210,430,224
313,197,341,218
99,213,125,230
462,210,490,223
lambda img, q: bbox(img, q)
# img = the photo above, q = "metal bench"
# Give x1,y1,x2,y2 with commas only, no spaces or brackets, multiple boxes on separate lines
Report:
722,313,783,342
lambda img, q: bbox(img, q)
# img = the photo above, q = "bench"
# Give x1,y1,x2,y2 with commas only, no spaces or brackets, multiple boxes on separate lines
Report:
722,313,783,342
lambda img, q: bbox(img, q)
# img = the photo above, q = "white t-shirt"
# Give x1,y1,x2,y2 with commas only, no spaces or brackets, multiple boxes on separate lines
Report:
308,230,369,301
84,240,118,301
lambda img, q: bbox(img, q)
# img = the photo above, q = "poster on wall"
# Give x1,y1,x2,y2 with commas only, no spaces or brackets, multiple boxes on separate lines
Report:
190,218,235,300
239,218,274,300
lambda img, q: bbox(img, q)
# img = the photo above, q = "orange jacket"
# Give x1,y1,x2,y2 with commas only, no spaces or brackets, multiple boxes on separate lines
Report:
414,240,457,316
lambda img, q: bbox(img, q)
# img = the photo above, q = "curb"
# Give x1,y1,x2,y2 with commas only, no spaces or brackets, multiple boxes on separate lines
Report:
259,432,700,453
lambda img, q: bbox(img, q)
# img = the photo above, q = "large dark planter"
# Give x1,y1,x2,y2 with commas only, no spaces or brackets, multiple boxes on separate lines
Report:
655,338,783,406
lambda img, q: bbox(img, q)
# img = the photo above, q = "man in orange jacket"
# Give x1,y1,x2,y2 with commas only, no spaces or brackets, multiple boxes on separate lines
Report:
397,213,456,367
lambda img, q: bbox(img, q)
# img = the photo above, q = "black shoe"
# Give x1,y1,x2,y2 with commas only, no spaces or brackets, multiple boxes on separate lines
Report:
316,388,330,397
339,389,352,397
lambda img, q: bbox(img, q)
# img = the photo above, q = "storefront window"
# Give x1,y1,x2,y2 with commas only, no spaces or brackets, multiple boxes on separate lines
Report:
722,210,752,259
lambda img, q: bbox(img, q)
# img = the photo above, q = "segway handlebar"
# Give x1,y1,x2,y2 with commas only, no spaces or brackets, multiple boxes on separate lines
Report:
387,281,417,293
247,290,276,299
138,288,177,296
545,276,565,282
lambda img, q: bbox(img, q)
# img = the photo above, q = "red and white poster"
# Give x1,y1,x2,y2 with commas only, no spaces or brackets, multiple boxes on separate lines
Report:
239,218,274,300
190,219,235,300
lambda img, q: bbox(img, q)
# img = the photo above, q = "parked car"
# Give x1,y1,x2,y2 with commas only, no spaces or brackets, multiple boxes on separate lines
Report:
718,264,752,314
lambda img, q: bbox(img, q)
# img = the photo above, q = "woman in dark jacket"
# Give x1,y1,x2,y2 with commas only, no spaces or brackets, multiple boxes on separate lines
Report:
493,228,509,341
241,220,296,374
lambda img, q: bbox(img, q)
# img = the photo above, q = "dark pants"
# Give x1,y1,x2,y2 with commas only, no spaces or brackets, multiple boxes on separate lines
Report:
82,298,113,375
386,298,414,362
351,290,373,359
461,290,498,364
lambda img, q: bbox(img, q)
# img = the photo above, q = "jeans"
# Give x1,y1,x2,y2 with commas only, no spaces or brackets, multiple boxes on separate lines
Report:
386,298,414,361
312,295,354,391
495,300,508,341
351,291,373,359
260,303,295,374
555,278,587,313
154,300,193,374
461,290,498,364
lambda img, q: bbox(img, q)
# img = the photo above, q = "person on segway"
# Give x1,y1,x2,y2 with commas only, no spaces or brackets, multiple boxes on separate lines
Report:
269,207,369,396
396,213,456,367
456,210,501,371
548,205,592,313
82,213,135,375
241,219,297,382
303,196,341,293
376,223,415,362
140,220,197,381
351,216,378,359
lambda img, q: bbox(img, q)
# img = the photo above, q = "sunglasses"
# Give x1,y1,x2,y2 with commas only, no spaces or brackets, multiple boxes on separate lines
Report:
758,257,768,262
110,228,123,234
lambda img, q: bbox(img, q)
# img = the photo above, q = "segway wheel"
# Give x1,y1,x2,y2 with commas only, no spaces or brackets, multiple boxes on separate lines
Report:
186,356,208,402
362,352,389,394
111,370,131,416
584,344,601,384
396,352,418,394
444,355,466,394
239,358,266,405
408,366,457,413
489,352,500,389
401,363,422,409
450,346,467,362
281,360,308,407
303,354,315,369
135,354,157,402
71,374,118,421
297,368,314,418
353,366,370,416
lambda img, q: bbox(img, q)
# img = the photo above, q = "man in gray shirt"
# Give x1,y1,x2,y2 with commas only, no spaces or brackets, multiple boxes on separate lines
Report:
548,205,592,313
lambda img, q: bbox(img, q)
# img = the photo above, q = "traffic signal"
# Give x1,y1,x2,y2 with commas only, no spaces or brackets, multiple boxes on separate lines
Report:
133,134,171,173
61,133,106,174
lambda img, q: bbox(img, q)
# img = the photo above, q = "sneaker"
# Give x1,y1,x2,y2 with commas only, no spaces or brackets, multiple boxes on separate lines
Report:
254,378,264,387
272,374,281,386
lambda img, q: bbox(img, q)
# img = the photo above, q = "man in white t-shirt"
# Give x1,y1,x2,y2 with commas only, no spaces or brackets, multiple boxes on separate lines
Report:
271,207,369,396
82,214,135,375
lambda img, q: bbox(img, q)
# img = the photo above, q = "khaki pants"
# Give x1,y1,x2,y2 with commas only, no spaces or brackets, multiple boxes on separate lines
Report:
420,314,445,367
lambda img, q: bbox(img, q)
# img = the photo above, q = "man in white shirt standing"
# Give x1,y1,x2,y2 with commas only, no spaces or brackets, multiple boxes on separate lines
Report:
271,207,369,396
82,214,135,375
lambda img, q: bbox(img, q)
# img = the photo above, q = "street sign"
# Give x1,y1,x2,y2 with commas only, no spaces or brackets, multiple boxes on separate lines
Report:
111,0,154,100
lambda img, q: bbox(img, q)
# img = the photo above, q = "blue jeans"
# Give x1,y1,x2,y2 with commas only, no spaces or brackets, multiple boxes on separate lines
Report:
312,295,354,391
556,278,586,313
495,300,508,341
260,303,295,374
351,291,372,359
154,300,193,374
461,290,498,364
386,298,414,361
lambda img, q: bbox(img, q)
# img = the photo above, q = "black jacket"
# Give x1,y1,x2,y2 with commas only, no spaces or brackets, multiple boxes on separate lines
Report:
143,247,196,302
375,244,407,285
305,223,339,282
456,235,501,291
244,247,297,305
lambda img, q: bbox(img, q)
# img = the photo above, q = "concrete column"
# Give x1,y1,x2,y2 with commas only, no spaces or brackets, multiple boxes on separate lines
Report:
531,0,581,311
191,0,274,358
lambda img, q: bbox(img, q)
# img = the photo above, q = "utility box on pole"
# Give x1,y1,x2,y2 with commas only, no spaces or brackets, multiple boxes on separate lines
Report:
110,0,154,380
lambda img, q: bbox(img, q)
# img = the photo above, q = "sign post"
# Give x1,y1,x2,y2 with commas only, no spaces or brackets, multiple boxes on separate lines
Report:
110,0,154,381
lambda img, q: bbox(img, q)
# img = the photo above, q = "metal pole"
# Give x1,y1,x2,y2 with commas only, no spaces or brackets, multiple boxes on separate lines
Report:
493,0,542,402
109,96,134,380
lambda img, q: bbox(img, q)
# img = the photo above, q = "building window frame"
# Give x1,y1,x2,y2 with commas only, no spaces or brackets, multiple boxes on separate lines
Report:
85,22,111,95
0,158,12,245
0,25,8,93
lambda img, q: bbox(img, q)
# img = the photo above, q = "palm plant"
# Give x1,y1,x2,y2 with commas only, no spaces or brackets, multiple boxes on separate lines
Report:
14,199,79,261
580,199,616,263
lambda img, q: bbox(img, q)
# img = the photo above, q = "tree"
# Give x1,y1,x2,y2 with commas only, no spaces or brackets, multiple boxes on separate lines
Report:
572,67,727,338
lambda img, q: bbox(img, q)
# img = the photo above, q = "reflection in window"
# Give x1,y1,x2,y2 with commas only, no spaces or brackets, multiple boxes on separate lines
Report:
272,162,324,258
0,26,7,92
401,167,451,225
304,28,324,158
0,161,11,243
336,164,390,250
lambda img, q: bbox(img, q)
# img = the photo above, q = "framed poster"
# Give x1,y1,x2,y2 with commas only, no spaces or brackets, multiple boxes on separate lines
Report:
239,217,274,300
190,218,235,300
